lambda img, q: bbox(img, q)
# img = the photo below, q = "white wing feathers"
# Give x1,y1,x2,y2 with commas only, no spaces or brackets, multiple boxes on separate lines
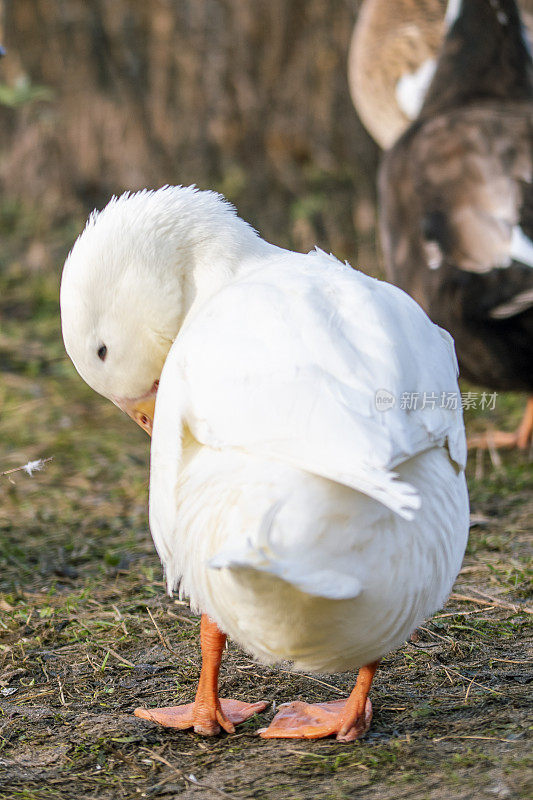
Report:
208,499,363,600
395,58,437,120
149,250,466,591
148,371,188,569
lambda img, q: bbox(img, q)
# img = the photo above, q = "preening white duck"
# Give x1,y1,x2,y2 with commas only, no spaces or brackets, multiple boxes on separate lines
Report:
60,186,469,741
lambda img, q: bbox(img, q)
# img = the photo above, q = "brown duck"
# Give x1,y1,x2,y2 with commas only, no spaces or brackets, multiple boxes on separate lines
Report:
349,0,533,149
379,0,533,449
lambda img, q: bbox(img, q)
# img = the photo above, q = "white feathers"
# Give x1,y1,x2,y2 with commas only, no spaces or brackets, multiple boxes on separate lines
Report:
396,58,437,120
490,288,533,319
208,500,363,601
444,0,463,28
148,243,468,635
150,252,465,536
60,186,266,403
23,459,47,476
1,457,52,478
63,185,470,673
509,224,533,268
424,239,444,270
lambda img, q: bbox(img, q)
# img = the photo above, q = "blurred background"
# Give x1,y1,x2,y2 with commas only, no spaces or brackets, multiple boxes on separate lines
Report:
0,0,379,267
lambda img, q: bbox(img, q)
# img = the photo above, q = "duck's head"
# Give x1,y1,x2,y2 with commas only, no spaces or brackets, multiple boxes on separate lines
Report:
60,185,261,434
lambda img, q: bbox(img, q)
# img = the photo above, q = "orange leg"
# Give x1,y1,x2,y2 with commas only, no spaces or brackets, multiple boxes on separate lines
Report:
134,615,267,735
258,660,379,742
516,397,533,450
467,396,533,451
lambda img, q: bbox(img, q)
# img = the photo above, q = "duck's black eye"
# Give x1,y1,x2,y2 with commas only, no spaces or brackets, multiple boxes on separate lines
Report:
97,345,107,361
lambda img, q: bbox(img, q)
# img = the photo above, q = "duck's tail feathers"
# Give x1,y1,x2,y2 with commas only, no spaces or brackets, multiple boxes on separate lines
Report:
208,501,362,601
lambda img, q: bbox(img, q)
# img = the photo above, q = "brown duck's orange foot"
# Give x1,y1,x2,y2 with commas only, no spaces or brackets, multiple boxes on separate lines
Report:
258,697,372,742
134,699,268,736
467,397,533,452
467,429,521,450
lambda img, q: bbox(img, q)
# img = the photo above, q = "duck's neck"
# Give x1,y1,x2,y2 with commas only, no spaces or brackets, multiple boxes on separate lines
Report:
180,216,284,323
419,0,533,120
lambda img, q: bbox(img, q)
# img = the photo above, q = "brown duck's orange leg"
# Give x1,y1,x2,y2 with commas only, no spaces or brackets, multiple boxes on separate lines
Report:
134,615,267,735
258,660,379,742
516,397,533,449
467,396,533,451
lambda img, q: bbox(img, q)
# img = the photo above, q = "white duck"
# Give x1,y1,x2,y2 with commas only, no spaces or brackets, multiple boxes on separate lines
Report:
60,186,469,741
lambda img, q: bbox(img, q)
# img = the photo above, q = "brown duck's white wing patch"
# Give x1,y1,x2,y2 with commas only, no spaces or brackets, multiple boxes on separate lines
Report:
449,190,533,274
449,207,515,273
395,57,437,120
443,140,526,271
509,224,533,268
490,287,533,318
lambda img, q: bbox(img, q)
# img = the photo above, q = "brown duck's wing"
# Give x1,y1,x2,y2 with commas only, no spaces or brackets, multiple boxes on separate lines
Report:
489,172,533,319
380,104,533,317
379,104,533,390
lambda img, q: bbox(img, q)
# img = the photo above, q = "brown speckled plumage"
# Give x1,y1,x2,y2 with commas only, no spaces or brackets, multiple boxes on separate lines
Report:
379,0,533,393
349,0,533,148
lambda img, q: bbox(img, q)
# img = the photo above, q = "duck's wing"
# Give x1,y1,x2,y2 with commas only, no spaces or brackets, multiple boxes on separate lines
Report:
208,496,365,601
381,106,533,312
150,248,464,527
150,251,466,596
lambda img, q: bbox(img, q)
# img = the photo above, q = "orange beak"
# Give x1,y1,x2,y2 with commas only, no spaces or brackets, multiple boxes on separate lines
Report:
114,381,158,436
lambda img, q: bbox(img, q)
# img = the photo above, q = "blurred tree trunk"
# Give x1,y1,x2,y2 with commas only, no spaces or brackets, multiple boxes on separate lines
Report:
0,0,378,260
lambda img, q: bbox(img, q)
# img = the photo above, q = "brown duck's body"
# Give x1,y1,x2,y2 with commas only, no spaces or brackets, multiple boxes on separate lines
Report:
379,0,533,444
380,103,533,392
350,0,533,148
433,265,533,391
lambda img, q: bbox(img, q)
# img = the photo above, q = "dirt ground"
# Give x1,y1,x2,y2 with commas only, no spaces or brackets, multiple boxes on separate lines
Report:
0,225,532,800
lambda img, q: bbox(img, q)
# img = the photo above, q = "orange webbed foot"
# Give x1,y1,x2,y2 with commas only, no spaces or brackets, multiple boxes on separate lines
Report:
467,429,520,450
258,697,372,742
134,698,268,736
135,615,268,736
467,397,533,452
